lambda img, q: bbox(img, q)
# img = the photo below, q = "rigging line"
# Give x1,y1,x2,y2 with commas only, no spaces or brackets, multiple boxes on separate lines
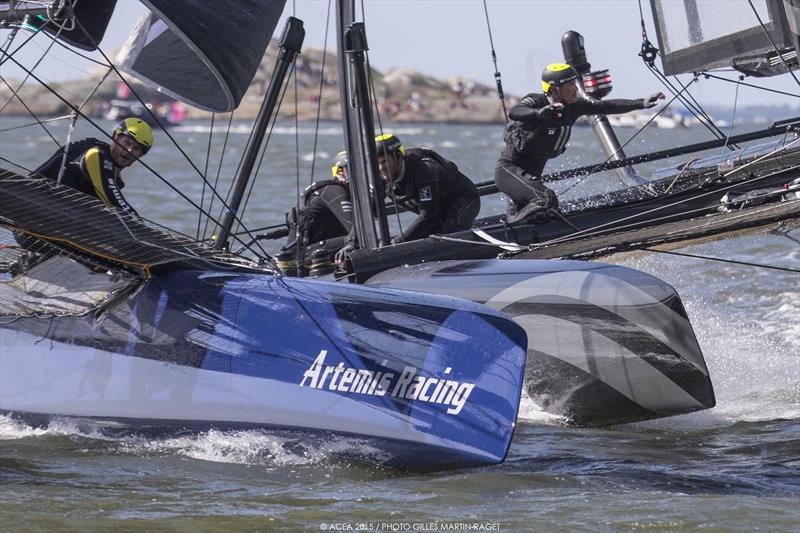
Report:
0,53,266,256
747,0,800,88
482,0,507,122
556,86,690,198
530,157,800,249
536,136,800,246
0,114,71,133
631,5,729,144
701,72,800,99
647,65,729,142
197,112,216,240
235,59,296,239
0,74,59,145
633,3,724,141
0,20,44,67
527,199,759,251
294,50,301,235
645,66,715,134
640,247,800,274
57,66,114,185
219,104,264,233
201,111,235,241
636,24,730,144
0,16,66,114
32,27,107,66
232,222,287,236
70,15,226,200
675,73,738,147
1,24,20,57
718,77,741,161
670,72,735,145
309,0,332,186
361,1,404,237
87,48,211,182
0,155,32,173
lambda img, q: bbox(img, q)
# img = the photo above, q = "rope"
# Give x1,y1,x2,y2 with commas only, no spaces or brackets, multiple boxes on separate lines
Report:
747,0,800,88
308,0,332,185
640,247,800,274
481,0,508,122
527,141,800,250
0,114,71,133
0,21,44,67
362,0,404,240
701,72,800,99
201,112,235,240
557,80,695,198
233,58,295,239
0,74,60,145
0,18,66,114
197,113,216,239
717,77,741,161
0,50,266,258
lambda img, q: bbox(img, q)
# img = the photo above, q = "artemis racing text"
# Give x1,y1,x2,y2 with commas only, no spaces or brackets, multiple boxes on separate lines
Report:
300,350,475,415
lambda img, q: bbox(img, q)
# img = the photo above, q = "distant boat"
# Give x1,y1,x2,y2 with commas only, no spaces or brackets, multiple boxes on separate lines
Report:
102,82,187,127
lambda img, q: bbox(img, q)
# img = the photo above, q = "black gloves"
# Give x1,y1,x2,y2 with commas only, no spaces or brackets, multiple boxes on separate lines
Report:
537,103,565,119
642,92,665,108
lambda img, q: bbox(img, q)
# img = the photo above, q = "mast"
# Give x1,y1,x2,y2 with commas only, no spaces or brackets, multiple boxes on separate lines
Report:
215,17,305,249
335,0,389,251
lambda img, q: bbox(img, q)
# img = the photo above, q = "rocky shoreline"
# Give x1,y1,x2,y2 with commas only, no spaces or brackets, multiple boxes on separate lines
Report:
0,42,510,124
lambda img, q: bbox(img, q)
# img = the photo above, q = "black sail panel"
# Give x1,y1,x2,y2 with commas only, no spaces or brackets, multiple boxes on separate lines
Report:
117,0,286,112
38,0,117,51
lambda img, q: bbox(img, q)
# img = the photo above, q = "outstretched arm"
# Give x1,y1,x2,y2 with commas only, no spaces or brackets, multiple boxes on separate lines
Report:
577,92,665,115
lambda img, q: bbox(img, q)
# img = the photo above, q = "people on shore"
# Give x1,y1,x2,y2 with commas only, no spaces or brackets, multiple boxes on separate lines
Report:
284,150,353,251
375,133,480,244
495,63,664,223
31,118,154,216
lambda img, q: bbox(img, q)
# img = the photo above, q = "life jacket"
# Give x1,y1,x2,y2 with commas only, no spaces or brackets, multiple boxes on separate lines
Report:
286,180,347,230
502,94,573,161
32,137,106,183
405,148,461,180
301,179,341,207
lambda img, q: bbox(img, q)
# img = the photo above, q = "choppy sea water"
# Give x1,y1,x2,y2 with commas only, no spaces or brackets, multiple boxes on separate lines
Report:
1,118,798,531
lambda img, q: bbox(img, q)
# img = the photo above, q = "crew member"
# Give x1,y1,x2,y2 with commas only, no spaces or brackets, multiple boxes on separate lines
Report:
375,133,479,244
286,150,353,249
496,63,664,222
31,117,154,216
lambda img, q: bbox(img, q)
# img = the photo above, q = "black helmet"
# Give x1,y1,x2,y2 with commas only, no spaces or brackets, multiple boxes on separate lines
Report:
541,63,578,93
374,133,405,156
331,150,348,178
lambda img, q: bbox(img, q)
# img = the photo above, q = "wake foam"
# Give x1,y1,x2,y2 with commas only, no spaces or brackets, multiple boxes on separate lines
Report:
0,414,388,467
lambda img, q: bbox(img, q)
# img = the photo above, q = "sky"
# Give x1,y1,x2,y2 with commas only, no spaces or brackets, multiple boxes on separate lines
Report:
2,0,798,109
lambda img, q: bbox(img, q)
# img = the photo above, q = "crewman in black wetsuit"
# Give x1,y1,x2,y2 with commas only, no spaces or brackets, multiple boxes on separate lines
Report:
375,133,480,244
285,150,353,250
496,63,664,222
31,117,154,216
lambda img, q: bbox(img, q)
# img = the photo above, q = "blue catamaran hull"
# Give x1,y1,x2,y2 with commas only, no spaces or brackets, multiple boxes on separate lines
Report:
0,270,528,469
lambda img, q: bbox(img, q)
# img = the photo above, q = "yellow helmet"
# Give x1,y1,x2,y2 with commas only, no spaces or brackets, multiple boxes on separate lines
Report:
374,133,404,156
541,63,579,93
331,150,348,178
113,117,154,153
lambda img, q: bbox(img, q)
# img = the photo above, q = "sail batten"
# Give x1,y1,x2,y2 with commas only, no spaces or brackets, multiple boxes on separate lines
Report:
117,0,286,112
